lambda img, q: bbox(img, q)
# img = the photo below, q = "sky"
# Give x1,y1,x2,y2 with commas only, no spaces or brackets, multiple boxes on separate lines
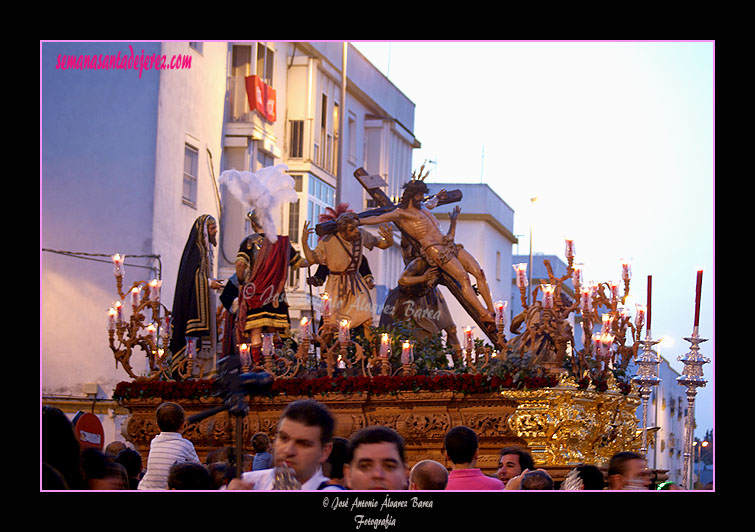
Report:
352,41,714,439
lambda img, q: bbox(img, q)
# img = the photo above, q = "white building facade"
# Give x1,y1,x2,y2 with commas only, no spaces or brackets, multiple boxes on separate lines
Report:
41,41,418,446
424,183,518,351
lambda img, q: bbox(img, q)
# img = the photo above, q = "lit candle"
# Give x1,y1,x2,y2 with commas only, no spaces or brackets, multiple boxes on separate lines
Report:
564,239,575,260
107,308,117,332
646,275,652,335
609,281,620,302
464,326,474,352
580,288,592,312
591,333,602,356
149,279,162,302
112,254,125,277
635,304,646,330
541,284,555,309
601,333,615,359
572,263,583,292
601,313,613,334
513,263,528,289
621,259,632,282
321,292,331,321
131,286,141,311
494,300,506,326
146,323,157,343
401,341,414,365
338,319,350,344
186,337,196,359
380,333,390,358
694,269,703,329
114,301,124,323
239,343,250,367
162,315,171,340
262,333,274,357
300,316,311,341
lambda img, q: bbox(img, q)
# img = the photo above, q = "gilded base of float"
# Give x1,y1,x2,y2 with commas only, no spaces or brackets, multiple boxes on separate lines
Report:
119,380,642,480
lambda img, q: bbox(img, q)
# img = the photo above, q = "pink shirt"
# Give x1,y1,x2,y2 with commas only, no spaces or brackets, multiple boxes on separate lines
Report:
445,469,505,491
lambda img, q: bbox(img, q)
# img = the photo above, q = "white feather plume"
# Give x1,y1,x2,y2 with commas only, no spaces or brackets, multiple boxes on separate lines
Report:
218,164,297,244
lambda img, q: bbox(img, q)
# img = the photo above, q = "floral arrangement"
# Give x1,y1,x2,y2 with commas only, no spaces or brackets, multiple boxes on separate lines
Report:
113,321,633,402
113,372,560,402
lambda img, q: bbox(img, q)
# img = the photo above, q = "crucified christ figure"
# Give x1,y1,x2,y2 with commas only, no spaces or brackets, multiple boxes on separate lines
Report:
358,179,496,323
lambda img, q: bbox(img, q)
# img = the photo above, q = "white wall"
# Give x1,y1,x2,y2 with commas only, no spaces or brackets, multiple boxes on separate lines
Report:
42,42,163,395
152,42,228,311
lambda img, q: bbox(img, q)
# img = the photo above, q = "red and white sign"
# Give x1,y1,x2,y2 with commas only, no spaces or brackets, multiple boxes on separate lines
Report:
245,75,276,122
72,411,105,451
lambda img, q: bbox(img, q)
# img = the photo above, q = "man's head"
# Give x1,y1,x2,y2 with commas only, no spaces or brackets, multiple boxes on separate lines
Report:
497,445,534,485
400,180,429,209
443,426,479,467
168,461,211,490
251,432,271,454
207,217,218,246
607,451,650,490
520,470,553,490
273,400,335,484
344,426,408,490
409,460,449,491
104,441,127,458
247,210,263,233
156,402,186,433
336,212,361,242
575,464,605,491
322,437,350,482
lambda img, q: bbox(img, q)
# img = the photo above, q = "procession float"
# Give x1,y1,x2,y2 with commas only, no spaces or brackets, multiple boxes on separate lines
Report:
109,166,709,486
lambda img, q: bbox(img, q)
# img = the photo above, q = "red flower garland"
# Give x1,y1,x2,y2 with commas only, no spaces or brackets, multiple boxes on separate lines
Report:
112,373,560,402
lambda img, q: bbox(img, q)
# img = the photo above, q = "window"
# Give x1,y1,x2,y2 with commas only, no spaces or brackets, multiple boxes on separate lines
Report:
183,144,199,207
288,198,300,244
347,114,356,162
189,42,203,54
496,251,502,281
256,148,274,171
320,94,328,169
332,102,339,176
230,45,252,121
290,120,304,159
256,43,274,85
306,174,335,248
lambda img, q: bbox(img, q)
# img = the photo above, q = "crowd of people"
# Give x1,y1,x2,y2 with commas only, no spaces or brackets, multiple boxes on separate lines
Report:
42,399,678,491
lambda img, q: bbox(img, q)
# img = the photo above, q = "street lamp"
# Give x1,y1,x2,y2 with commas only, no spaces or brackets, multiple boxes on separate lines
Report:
693,440,709,488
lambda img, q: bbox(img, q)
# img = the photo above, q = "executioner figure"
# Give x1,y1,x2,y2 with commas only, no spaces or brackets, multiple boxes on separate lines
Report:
218,165,310,366
301,213,394,336
219,210,310,366
358,177,496,323
380,207,462,362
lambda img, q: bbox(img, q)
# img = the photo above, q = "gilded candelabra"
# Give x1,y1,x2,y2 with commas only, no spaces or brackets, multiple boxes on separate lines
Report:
511,245,644,387
316,318,369,378
107,254,174,380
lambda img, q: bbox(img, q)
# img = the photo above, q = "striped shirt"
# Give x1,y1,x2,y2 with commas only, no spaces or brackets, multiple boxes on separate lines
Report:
137,432,200,490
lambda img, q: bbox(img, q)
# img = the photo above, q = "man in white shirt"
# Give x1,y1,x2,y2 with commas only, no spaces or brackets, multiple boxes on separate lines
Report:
227,399,337,490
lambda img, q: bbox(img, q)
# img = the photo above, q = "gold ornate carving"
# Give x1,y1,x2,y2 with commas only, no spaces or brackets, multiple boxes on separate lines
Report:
119,387,640,475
